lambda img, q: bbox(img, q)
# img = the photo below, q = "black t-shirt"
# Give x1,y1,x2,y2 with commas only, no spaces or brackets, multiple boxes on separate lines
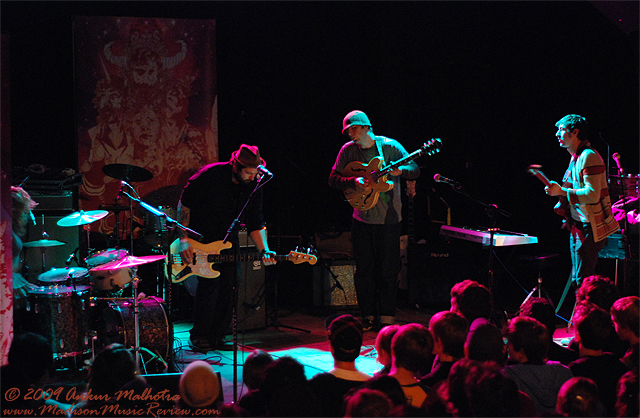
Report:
179,162,265,244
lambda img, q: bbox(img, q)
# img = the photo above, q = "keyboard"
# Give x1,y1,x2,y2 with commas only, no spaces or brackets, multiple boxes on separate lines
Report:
440,225,538,247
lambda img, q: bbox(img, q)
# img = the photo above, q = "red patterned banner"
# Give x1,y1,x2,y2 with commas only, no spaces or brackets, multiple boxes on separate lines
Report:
74,16,217,239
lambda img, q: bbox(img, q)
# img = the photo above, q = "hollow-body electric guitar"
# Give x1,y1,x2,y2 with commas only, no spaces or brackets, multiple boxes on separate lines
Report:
342,138,442,211
169,238,317,283
527,164,570,221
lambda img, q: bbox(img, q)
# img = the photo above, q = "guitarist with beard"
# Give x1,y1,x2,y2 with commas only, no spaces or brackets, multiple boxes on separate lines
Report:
329,110,420,331
176,144,276,352
543,115,618,289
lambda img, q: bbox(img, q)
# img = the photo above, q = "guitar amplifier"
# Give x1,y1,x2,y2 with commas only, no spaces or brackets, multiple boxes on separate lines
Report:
312,259,358,308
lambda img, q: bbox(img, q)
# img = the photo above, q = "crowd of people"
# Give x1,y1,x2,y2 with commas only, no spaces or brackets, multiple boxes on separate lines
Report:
3,275,637,417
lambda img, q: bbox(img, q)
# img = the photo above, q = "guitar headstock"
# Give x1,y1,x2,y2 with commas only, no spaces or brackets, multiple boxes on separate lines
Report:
421,138,442,156
287,250,317,265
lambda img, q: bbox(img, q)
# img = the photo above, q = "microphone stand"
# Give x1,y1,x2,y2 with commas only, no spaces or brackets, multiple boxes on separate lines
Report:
222,172,272,403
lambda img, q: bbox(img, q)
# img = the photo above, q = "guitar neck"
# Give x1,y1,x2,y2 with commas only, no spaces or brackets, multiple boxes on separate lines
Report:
374,149,422,181
206,252,289,263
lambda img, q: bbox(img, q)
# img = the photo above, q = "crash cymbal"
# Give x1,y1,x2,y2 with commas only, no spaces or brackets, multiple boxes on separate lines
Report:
102,164,153,183
89,254,166,271
22,239,66,248
57,210,109,227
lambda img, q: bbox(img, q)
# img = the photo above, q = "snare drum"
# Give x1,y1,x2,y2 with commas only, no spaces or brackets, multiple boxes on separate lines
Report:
38,267,89,286
86,248,132,291
98,296,172,363
609,174,640,199
27,285,91,358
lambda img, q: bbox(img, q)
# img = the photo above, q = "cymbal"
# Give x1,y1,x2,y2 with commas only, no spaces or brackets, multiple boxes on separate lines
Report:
38,267,89,283
57,210,108,227
102,164,153,182
89,254,166,271
23,239,66,248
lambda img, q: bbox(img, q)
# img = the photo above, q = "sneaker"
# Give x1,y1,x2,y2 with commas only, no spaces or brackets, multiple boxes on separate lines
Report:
189,338,212,353
361,318,375,331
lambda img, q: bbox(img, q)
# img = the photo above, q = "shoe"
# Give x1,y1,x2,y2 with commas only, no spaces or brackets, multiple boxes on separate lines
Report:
361,318,375,331
189,338,212,353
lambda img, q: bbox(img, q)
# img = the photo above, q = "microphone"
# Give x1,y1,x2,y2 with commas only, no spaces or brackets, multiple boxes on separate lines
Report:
121,179,134,190
257,165,273,177
433,173,461,187
612,153,624,176
65,248,78,266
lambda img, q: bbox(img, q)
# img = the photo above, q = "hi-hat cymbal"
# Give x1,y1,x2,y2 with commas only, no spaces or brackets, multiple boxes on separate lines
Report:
22,239,66,248
57,210,109,227
89,254,166,271
102,164,153,183
38,267,89,283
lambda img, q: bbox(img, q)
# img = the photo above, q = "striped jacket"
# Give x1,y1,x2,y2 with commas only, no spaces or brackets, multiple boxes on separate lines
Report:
561,141,619,242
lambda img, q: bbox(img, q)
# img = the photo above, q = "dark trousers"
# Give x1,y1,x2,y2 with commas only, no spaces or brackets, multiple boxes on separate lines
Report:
569,222,605,288
351,220,401,320
190,262,239,345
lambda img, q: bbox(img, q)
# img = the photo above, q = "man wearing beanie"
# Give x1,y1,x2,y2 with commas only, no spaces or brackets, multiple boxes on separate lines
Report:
177,144,277,352
329,111,420,331
309,314,372,416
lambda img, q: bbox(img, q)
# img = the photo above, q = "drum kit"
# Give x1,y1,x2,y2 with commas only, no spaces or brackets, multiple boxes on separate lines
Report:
24,163,174,372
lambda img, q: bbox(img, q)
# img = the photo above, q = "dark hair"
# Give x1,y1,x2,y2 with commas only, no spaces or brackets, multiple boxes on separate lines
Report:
616,370,639,418
557,377,601,417
429,311,469,359
452,281,493,322
574,303,612,351
556,114,589,141
466,323,506,366
345,388,393,417
7,332,53,385
89,343,138,396
577,275,619,312
391,324,433,373
242,349,274,391
519,297,557,335
610,296,639,338
260,356,307,397
503,316,550,364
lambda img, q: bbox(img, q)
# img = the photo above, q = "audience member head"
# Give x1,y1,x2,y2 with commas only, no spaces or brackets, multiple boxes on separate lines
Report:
556,376,602,417
450,280,493,322
610,296,640,343
465,323,507,366
344,388,393,417
616,370,639,418
443,358,521,417
7,332,53,386
429,310,468,360
391,323,433,374
574,302,612,351
259,356,320,417
88,343,139,396
326,314,364,363
364,374,407,407
242,349,273,391
259,356,308,398
519,296,558,336
375,324,400,370
503,316,550,364
576,275,619,312
179,360,221,409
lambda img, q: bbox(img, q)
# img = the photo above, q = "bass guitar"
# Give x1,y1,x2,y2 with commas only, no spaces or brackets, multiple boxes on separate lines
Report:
527,164,570,220
169,238,317,283
342,138,442,211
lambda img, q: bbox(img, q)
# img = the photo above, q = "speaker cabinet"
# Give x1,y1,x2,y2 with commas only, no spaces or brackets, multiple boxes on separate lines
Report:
24,212,80,281
237,252,267,331
313,259,358,307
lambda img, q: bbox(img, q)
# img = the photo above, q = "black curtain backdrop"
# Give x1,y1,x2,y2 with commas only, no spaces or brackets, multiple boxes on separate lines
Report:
3,1,638,310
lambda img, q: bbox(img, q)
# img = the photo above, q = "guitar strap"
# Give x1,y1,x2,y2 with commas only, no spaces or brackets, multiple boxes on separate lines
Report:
375,137,386,165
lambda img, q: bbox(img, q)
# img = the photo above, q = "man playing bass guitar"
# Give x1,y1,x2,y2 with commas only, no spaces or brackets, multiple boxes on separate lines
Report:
329,110,420,331
176,144,277,352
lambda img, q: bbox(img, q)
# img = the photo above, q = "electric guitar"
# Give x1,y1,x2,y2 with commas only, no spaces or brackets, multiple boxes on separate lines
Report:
527,164,570,221
169,238,317,283
342,138,442,211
